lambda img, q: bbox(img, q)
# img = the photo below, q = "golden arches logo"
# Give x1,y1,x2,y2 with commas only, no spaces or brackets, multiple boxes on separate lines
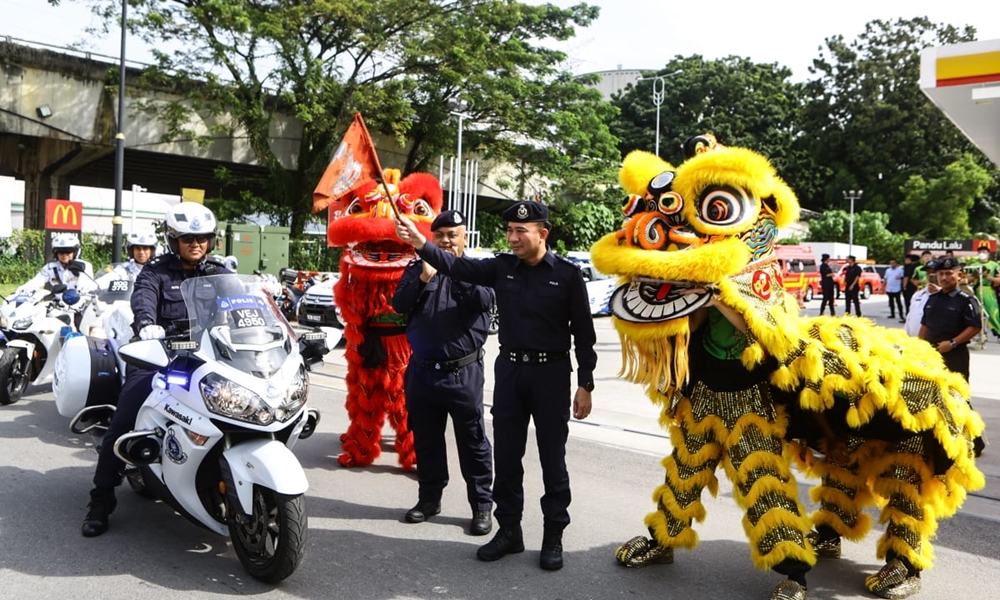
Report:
52,203,79,226
46,200,83,230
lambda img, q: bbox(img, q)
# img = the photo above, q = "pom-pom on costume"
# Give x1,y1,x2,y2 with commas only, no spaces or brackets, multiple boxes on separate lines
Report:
590,135,985,599
324,169,443,469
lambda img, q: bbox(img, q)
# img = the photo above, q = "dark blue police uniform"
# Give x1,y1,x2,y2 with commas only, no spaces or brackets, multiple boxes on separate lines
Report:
416,233,597,533
93,253,229,488
921,287,981,380
393,251,495,513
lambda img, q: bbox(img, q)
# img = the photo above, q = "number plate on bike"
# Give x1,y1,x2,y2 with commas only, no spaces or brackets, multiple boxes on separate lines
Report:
231,308,267,328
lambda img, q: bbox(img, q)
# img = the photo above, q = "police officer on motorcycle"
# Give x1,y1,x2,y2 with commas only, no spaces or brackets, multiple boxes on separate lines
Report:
98,229,159,285
82,203,230,537
17,233,97,297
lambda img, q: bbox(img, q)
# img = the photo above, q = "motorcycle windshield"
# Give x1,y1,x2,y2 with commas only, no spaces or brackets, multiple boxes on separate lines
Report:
181,274,293,378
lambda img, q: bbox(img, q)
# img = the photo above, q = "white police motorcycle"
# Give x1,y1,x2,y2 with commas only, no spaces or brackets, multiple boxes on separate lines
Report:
58,274,337,583
0,263,104,405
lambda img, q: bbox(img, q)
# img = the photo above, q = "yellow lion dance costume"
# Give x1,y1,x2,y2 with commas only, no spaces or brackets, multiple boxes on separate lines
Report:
591,135,984,600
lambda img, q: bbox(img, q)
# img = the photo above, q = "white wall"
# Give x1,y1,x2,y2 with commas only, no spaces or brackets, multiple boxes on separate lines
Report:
0,176,21,237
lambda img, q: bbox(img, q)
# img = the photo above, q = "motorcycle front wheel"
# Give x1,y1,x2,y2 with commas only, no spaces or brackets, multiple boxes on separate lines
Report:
0,347,28,405
229,486,307,583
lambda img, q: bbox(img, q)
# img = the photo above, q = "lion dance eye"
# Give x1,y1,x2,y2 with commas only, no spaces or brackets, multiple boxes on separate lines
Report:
698,185,752,227
346,199,365,215
411,199,431,217
622,194,644,217
657,191,682,215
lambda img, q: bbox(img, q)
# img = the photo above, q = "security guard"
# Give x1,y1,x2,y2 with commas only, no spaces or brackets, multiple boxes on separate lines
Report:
82,203,229,537
395,200,597,571
918,256,984,455
393,210,496,536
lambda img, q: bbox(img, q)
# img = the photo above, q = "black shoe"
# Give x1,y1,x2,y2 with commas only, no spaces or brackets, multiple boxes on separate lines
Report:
540,529,564,570
405,501,441,523
899,319,906,323
470,510,492,536
82,486,117,537
974,436,986,458
477,525,524,561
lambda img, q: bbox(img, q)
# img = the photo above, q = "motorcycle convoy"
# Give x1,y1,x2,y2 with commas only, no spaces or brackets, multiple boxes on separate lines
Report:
0,235,342,583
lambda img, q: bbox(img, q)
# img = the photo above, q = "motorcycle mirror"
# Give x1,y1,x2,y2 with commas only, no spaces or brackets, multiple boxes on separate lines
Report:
68,259,87,275
50,283,68,295
119,339,170,369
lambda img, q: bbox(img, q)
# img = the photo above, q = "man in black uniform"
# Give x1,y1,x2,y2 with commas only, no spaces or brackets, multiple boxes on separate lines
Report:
392,210,496,536
81,203,229,537
819,253,836,316
394,200,597,571
843,255,863,316
902,253,919,321
919,257,985,455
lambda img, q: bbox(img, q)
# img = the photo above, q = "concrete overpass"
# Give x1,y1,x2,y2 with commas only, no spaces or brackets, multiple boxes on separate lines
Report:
0,39,516,232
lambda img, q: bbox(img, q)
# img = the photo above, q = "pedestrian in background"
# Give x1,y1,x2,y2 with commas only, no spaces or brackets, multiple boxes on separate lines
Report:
842,255,863,316
394,200,597,571
883,258,905,321
392,210,495,536
902,253,920,318
819,253,836,316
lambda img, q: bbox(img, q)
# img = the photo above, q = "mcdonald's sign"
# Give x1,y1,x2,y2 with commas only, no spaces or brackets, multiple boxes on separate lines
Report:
45,199,84,231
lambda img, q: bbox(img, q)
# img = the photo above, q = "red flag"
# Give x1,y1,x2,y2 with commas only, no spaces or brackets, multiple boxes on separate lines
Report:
312,113,385,213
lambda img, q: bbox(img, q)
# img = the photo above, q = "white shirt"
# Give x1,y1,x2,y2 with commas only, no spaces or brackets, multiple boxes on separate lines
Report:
17,260,97,296
884,265,905,294
96,260,144,289
905,289,931,336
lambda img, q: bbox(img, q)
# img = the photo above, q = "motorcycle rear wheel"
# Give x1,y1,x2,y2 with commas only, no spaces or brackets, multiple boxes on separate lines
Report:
0,348,28,405
229,486,307,583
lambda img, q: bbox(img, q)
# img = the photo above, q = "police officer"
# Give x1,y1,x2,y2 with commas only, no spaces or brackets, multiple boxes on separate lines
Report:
392,210,495,536
82,203,229,537
819,253,836,316
918,257,984,455
97,229,159,286
842,255,863,316
17,233,97,297
395,200,597,571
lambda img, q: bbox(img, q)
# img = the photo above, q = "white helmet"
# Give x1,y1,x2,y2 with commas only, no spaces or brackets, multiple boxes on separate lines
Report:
164,203,218,254
126,229,159,258
223,255,239,271
52,233,81,259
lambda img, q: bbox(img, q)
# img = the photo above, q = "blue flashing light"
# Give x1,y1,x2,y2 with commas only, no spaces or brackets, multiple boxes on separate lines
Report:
165,371,191,389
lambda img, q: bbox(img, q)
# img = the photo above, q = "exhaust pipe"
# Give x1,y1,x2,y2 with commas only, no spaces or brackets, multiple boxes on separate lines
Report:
69,404,117,435
113,430,161,466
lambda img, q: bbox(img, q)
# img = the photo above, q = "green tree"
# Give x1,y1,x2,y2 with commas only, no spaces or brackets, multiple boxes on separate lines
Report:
896,154,995,238
67,0,619,237
798,17,986,220
806,209,905,262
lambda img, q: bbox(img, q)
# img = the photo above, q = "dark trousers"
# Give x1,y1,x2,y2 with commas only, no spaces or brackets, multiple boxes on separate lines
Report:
93,367,156,489
491,355,571,531
405,359,493,511
887,291,904,317
844,288,861,316
941,345,971,381
903,287,916,314
819,287,836,315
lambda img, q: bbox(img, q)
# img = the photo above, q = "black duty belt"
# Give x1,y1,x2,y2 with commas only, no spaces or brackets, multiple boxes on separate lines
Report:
415,348,485,372
503,349,569,365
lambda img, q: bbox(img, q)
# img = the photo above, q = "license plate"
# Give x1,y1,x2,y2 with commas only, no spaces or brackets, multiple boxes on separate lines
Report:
306,314,321,321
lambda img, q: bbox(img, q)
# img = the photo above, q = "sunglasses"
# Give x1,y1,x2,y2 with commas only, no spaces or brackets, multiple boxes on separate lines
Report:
178,234,211,244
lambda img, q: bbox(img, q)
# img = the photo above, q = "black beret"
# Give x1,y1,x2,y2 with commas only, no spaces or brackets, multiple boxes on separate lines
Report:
502,201,549,223
821,253,830,260
431,210,466,231
936,257,960,270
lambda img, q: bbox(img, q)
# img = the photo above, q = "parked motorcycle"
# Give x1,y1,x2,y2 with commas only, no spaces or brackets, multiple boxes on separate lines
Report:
0,265,105,405
61,274,339,582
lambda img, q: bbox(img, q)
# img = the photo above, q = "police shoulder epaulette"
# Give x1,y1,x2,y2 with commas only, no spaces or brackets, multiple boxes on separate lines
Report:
204,255,227,268
145,254,171,267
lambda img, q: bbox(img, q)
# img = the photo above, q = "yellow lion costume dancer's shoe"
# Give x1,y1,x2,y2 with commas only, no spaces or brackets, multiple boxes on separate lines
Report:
593,135,984,600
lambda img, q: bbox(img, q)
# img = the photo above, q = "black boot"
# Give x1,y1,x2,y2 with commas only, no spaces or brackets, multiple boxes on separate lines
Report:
82,486,117,537
540,527,564,570
476,525,524,562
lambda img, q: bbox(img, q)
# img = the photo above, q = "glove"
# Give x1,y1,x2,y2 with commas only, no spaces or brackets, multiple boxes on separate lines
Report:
139,325,166,340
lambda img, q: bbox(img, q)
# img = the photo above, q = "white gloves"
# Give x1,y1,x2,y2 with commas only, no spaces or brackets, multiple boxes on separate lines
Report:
139,325,166,340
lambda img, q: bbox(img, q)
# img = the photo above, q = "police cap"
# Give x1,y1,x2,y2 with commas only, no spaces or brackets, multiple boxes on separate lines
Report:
936,257,960,270
431,210,466,231
502,201,549,224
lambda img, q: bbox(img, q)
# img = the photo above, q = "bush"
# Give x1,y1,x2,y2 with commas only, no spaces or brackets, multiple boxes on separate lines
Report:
289,238,342,272
0,230,116,285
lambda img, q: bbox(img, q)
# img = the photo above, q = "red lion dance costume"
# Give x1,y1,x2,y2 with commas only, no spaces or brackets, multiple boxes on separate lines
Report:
321,168,442,469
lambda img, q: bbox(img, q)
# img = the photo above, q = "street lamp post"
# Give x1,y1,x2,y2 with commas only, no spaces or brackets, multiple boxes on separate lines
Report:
447,98,470,208
111,0,127,263
638,70,682,157
843,189,863,257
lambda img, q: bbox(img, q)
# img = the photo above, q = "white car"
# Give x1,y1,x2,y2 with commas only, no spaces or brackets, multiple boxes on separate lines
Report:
296,273,343,328
577,261,617,316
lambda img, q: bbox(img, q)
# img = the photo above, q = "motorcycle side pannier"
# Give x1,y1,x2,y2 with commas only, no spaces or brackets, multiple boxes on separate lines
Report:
54,335,121,418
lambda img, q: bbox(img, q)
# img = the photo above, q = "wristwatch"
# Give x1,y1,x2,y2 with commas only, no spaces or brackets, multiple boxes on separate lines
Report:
581,381,595,393
949,339,957,348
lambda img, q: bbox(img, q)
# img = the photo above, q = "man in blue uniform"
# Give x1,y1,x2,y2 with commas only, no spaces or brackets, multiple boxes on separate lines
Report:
394,200,597,571
919,257,985,456
393,210,496,536
82,203,229,537
819,253,836,316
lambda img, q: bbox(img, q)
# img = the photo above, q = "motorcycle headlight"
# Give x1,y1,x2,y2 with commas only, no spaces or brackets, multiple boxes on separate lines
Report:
12,317,32,330
280,368,309,417
200,372,273,425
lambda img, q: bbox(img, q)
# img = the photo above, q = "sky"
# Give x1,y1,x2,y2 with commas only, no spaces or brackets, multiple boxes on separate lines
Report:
2,0,999,81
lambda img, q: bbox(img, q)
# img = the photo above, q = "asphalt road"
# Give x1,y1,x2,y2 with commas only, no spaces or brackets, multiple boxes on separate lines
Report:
0,293,998,599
